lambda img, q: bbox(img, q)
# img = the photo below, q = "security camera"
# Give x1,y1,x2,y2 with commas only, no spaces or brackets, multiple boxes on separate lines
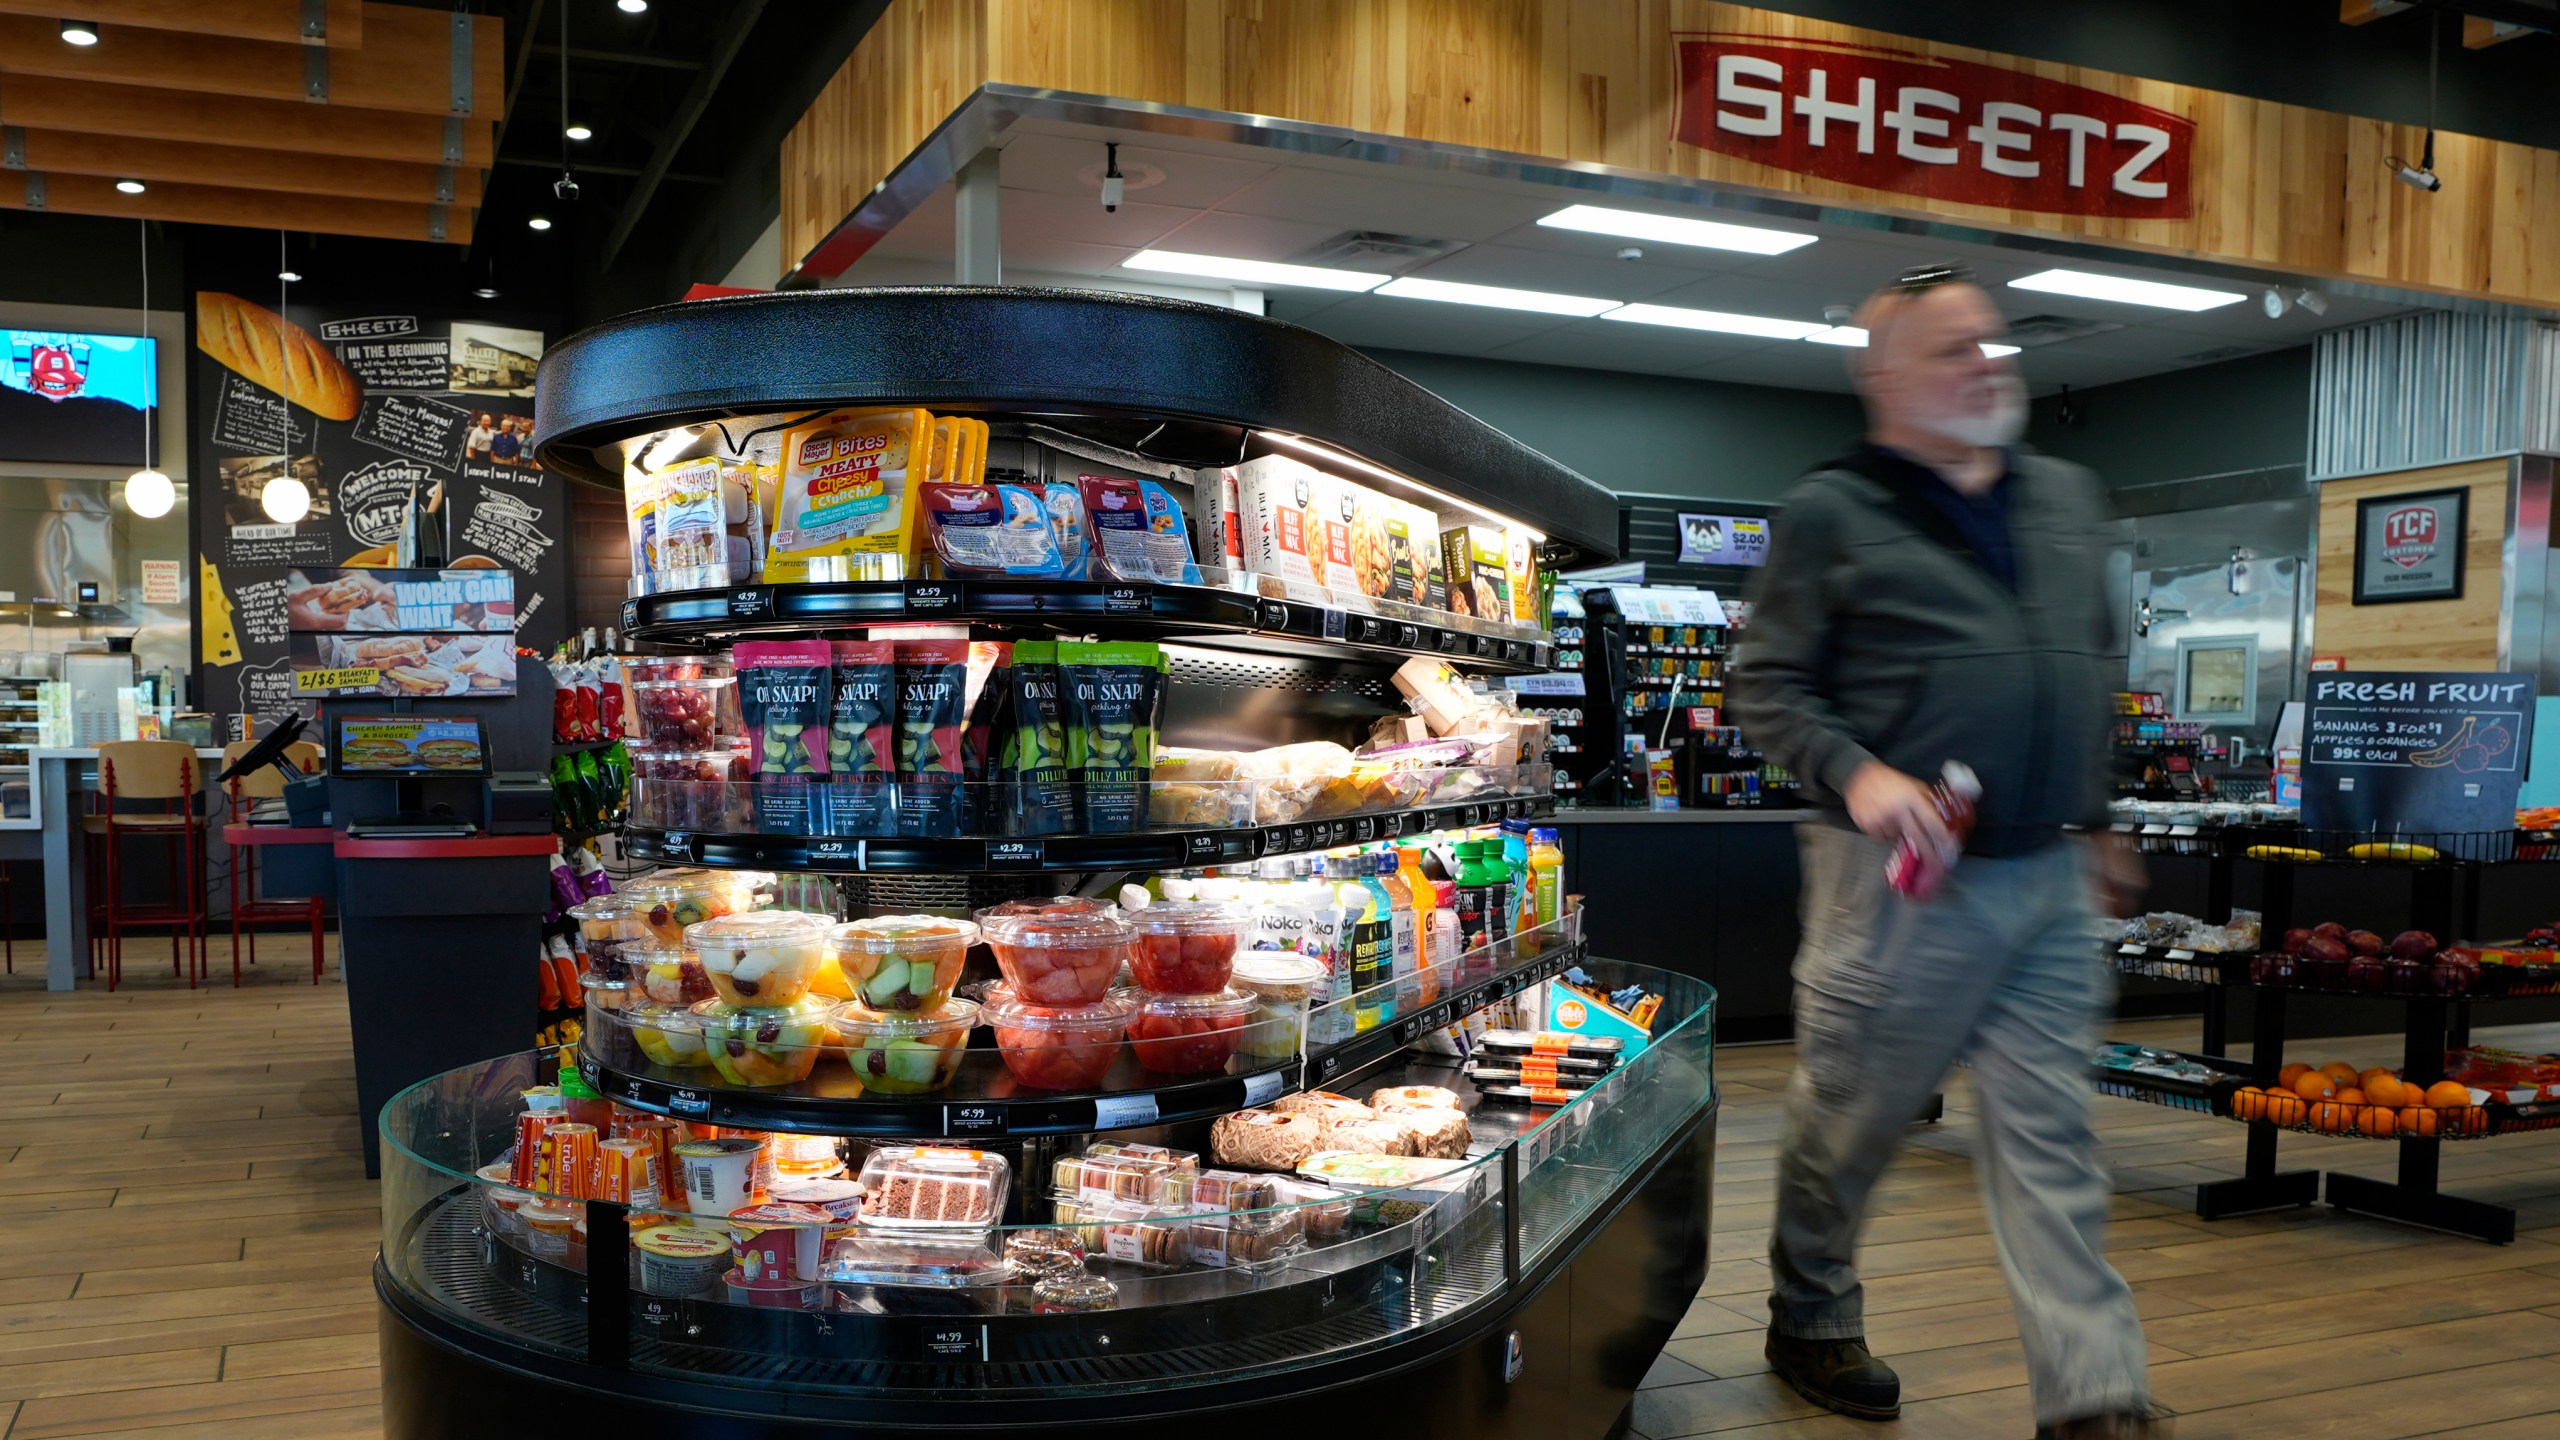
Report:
2394,162,2441,192
1823,304,1854,326
1100,174,1123,212
553,174,581,202
1101,141,1123,213
1615,246,1643,261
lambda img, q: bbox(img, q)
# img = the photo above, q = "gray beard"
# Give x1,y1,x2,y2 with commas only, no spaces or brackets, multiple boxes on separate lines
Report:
1918,380,2028,449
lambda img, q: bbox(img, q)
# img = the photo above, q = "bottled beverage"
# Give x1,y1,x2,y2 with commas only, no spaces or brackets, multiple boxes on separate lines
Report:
1885,761,1982,900
1376,851,1423,1008
1492,824,1523,946
1526,826,1564,952
1453,841,1494,957
1342,879,1389,1032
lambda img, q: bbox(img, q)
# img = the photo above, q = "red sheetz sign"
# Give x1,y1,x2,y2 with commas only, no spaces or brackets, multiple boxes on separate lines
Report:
1673,35,2195,219
2383,506,2440,569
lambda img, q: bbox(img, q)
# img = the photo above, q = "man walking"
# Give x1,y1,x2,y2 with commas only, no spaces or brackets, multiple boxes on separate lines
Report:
1731,268,2158,1440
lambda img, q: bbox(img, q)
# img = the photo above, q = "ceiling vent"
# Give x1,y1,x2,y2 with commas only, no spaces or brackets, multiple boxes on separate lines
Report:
2179,344,2256,363
1293,231,1469,270
2001,313,2124,348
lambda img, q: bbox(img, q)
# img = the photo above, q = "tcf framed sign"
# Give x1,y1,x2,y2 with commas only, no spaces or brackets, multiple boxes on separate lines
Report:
2353,488,2466,605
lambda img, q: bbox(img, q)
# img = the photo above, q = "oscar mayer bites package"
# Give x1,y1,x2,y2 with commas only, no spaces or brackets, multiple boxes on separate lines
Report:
1000,641,1074,837
767,407,933,583
918,483,1067,577
1439,525,1511,622
893,639,971,837
737,641,832,834
827,640,896,837
1227,453,1329,590
1061,640,1165,834
1044,482,1094,581
1076,473,1201,584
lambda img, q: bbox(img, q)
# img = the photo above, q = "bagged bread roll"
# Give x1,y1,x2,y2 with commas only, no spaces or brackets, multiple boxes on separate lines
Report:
196,292,362,421
1368,1085,1462,1111
1210,1110,1322,1171
1313,1114,1411,1157
1273,1090,1369,1119
1375,1103,1470,1160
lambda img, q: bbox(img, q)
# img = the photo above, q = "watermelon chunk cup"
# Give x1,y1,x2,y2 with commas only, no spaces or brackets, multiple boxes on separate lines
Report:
976,900,1135,1006
981,985,1138,1090
829,915,979,1011
689,911,834,1008
835,997,979,1095
693,996,831,1088
1125,901,1247,994
1127,987,1253,1075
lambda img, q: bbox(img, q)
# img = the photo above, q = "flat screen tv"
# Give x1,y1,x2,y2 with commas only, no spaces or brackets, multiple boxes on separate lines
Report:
0,331,159,467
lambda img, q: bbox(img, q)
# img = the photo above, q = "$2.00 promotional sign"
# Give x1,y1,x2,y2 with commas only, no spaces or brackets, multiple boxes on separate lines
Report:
2301,671,2535,839
189,294,566,738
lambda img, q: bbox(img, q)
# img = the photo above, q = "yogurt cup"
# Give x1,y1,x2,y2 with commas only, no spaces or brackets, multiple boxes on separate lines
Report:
631,1221,731,1299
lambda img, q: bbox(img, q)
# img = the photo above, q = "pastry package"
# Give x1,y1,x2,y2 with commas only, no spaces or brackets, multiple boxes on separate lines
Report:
1273,1177,1353,1241
767,407,933,583
1186,1203,1304,1270
1074,473,1201,584
828,1229,1008,1289
917,482,1066,577
856,1146,1008,1229
1060,640,1164,834
893,639,971,837
1147,746,1252,828
735,641,832,835
1272,1090,1370,1119
1314,1113,1412,1157
1209,1109,1323,1171
1090,1199,1190,1270
1191,1168,1280,1212
999,641,1074,837
1053,1150,1195,1207
1233,742,1356,825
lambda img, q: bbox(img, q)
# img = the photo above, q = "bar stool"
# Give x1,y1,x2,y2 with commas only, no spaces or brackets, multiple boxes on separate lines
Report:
87,740,209,990
222,736,327,986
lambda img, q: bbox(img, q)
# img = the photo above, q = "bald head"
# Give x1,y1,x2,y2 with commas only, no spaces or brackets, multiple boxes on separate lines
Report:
1851,280,2025,455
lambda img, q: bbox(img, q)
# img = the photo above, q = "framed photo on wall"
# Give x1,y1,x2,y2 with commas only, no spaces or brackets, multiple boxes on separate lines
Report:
2352,487,2466,605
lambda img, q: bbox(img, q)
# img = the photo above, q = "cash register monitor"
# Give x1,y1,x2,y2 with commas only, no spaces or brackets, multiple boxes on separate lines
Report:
331,715,490,836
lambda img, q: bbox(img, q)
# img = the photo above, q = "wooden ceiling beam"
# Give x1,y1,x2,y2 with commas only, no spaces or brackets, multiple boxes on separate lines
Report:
5,128,478,205
2339,0,2415,21
0,9,504,118
0,0,362,48
0,170,469,243
2463,14,2539,44
0,76,493,165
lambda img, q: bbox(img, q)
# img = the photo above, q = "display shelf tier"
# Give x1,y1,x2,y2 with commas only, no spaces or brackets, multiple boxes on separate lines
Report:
620,576,1554,675
529,286,1620,560
2089,1045,2511,1139
623,793,1556,874
2112,944,2248,986
2199,951,2560,1001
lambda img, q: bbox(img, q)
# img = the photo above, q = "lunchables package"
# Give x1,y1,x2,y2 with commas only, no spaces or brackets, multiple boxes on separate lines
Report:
1076,473,1201,584
1044,482,1094,580
766,407,933,583
918,482,1067,577
628,456,762,594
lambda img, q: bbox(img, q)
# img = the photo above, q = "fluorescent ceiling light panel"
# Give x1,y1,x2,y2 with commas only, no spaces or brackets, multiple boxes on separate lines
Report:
1538,204,1817,256
1124,249,1385,292
1804,327,1868,347
2008,269,2246,312
1981,343,2023,358
1604,304,1828,340
1374,276,1618,317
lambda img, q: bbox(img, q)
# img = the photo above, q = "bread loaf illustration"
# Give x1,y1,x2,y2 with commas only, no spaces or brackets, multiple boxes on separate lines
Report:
195,292,362,421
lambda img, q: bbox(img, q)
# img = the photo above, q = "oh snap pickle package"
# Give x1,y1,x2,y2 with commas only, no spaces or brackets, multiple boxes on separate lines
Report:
893,639,972,837
826,640,896,837
1060,639,1165,834
736,640,832,835
1000,640,1074,837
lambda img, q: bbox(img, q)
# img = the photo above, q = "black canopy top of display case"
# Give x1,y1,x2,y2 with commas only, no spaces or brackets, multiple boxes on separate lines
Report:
529,286,1620,561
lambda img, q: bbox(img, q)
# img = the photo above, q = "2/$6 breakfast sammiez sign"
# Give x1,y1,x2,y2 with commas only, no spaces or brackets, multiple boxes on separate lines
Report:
1674,33,2194,218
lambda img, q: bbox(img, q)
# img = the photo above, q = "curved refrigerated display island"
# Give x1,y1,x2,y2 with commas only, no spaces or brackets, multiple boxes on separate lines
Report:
371,287,1714,1439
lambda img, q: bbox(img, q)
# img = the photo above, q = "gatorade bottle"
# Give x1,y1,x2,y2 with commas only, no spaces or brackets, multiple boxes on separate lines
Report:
1398,844,1441,994
1526,826,1564,954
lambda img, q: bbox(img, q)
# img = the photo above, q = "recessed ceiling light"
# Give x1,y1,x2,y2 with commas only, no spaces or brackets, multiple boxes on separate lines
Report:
1537,204,1816,256
1374,276,1618,318
2009,268,2246,312
113,178,145,195
277,269,302,283
616,0,647,11
565,124,593,142
473,286,501,299
1123,249,1385,292
527,216,553,231
1603,303,1828,340
59,18,98,45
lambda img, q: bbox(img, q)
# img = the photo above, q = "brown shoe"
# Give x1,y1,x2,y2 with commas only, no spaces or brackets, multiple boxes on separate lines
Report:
1764,1328,1900,1421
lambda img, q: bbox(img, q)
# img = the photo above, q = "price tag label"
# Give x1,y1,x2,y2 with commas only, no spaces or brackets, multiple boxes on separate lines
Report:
2117,943,2145,955
728,589,770,620
1357,617,1387,645
1260,601,1291,630
620,599,639,630
1437,629,1463,653
1242,1070,1286,1107
944,1103,1002,1135
1092,1093,1160,1130
578,1052,600,1082
923,1326,980,1359
1310,1052,1342,1084
2167,948,2197,961
1264,828,1289,855
810,839,853,866
1472,635,1496,658
1288,825,1312,852
987,839,1044,870
1396,623,1422,650
1102,585,1147,614
666,1088,710,1117
1353,817,1378,843
657,831,694,862
1506,641,1530,665
1321,608,1348,640
905,581,961,614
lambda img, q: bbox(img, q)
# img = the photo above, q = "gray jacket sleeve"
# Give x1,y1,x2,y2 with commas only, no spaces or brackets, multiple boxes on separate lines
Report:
1730,480,1876,803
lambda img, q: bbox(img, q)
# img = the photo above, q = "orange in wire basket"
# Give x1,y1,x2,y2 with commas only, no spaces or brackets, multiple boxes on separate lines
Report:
2424,1081,2474,1109
2293,1072,2337,1101
2263,1092,2308,1127
2358,1106,2397,1138
2363,1074,2411,1109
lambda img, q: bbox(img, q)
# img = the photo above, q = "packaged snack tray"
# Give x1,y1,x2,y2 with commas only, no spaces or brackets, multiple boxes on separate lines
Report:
857,1146,1010,1228
1209,1109,1323,1171
829,1228,1008,1289
1477,1029,1623,1064
767,407,933,583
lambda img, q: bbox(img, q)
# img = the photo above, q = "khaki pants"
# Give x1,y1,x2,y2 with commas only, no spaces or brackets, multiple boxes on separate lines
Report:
1769,823,2148,1426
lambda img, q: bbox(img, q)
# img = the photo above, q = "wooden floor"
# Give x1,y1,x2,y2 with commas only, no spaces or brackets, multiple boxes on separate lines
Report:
5,944,2560,1439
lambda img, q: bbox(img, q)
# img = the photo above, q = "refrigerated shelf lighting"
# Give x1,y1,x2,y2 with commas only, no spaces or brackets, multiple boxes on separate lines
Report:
59,18,97,45
1255,431,1544,542
1537,204,1816,256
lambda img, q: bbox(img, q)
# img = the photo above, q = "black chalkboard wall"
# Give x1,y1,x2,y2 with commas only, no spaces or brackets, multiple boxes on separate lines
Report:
187,295,570,741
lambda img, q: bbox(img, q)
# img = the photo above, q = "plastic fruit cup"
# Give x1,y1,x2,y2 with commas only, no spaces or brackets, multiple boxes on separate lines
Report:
625,655,733,686
831,915,980,1012
1229,953,1326,1060
693,997,831,1088
631,743,751,830
1127,988,1254,1075
632,676,738,749
982,985,1138,1090
690,911,833,1008
977,902,1135,1007
632,943,715,1007
835,998,979,1095
1125,901,1247,994
631,876,757,945
629,1000,712,1069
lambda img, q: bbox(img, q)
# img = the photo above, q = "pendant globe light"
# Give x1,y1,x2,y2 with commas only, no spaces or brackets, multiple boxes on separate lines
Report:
260,231,311,525
123,218,174,518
